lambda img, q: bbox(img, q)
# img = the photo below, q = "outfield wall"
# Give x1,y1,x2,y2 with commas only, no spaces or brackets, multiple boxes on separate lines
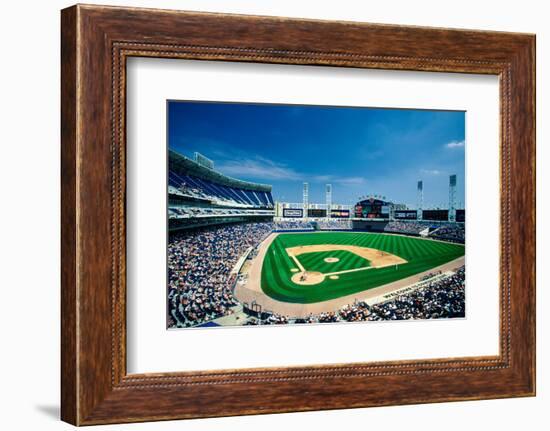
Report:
273,229,314,233
352,219,389,232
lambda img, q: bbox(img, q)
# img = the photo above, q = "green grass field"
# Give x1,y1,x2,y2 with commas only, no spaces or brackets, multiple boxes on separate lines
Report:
261,232,465,303
297,250,371,273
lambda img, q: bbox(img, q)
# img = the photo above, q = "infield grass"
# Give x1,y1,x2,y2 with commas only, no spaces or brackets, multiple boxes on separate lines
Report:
261,232,464,303
296,250,370,273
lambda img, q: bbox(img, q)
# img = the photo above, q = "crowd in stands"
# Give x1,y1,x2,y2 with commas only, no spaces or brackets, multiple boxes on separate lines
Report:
316,219,353,230
169,206,273,219
384,220,430,235
168,222,274,328
368,266,465,320
430,224,465,243
384,220,465,243
273,220,315,231
317,311,340,323
338,302,371,322
244,314,289,325
293,316,316,324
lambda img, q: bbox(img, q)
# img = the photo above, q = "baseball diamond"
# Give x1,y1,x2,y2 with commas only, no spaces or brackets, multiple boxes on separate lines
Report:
259,232,465,303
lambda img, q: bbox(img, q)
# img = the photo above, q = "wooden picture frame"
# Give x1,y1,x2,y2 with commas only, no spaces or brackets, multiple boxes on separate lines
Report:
61,4,535,425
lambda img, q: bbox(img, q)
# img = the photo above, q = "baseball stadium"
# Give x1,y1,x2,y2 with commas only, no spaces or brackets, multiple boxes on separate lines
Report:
167,101,465,329
167,148,465,329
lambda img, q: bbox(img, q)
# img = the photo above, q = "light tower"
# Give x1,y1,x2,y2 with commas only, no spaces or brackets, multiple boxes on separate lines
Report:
448,174,457,222
417,180,423,220
325,184,332,219
303,182,309,219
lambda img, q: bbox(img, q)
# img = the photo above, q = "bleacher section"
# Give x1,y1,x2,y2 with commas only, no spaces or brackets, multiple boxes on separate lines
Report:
384,220,465,243
429,224,465,243
169,150,274,208
169,207,274,219
384,220,431,235
168,150,274,231
316,219,353,230
273,220,315,231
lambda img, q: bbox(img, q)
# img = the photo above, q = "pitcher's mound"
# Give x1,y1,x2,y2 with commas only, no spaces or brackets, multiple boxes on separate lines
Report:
291,271,325,285
324,257,339,263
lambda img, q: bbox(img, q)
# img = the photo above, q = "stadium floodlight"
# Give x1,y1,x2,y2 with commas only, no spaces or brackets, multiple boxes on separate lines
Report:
325,184,332,219
417,180,423,220
193,152,214,169
303,182,309,219
449,174,457,222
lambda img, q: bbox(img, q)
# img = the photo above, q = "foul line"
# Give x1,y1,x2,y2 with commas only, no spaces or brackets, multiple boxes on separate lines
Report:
324,261,402,277
287,252,305,272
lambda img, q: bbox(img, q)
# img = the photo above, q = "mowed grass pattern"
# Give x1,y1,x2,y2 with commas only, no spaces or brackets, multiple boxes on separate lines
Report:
296,250,370,273
261,232,465,303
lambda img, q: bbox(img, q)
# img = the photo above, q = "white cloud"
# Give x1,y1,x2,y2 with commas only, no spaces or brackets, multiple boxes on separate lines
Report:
312,175,365,185
217,157,301,181
311,175,334,182
335,177,365,185
217,153,366,185
420,169,443,176
445,140,465,149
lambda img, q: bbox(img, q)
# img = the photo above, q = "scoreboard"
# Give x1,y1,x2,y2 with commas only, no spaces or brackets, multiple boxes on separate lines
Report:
354,201,389,219
330,209,350,218
394,210,418,220
456,209,465,223
422,209,449,221
308,209,327,218
283,208,303,218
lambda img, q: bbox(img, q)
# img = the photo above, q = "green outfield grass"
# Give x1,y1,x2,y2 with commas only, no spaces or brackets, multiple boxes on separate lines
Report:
261,232,465,303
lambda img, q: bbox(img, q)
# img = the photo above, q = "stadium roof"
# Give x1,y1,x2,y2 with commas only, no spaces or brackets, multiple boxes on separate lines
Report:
169,150,272,192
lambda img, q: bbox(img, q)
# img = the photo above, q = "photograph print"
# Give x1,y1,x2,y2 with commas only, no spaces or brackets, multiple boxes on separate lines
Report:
167,101,466,329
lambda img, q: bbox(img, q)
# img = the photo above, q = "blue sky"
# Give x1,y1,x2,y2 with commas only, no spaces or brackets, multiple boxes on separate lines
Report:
168,101,465,208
